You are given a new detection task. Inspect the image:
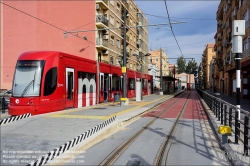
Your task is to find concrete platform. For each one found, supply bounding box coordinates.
[0,91,181,166]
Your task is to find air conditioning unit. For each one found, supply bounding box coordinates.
[103,50,109,54]
[96,4,100,10]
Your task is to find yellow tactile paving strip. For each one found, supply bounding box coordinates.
[45,95,171,120]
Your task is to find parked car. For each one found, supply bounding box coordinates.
[5,89,12,96]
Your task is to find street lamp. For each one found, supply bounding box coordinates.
[133,53,151,101]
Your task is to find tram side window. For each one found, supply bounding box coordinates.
[129,78,135,90]
[112,75,121,91]
[44,67,57,96]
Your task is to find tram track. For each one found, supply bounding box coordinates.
[98,91,191,166]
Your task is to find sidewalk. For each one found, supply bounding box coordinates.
[200,90,250,165]
[205,90,250,112]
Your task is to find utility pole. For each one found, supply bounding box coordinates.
[140,54,143,100]
[232,20,245,122]
[121,8,127,105]
[160,48,163,95]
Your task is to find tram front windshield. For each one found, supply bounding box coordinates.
[12,60,45,97]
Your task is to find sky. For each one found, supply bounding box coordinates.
[135,0,220,65]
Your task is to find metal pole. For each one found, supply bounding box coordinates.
[174,65,175,91]
[235,53,241,120]
[122,8,127,101]
[141,54,143,100]
[160,48,163,95]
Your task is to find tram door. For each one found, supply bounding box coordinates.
[100,73,111,102]
[66,68,74,108]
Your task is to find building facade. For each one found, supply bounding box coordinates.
[214,0,250,99]
[95,0,149,72]
[200,44,215,90]
[0,0,149,90]
[148,49,170,89]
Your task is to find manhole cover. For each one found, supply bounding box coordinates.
[91,108,106,109]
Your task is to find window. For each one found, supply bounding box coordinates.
[110,37,114,45]
[116,58,121,65]
[98,53,102,62]
[112,75,121,91]
[13,60,44,97]
[110,56,113,64]
[128,78,135,90]
[110,0,114,6]
[117,3,120,11]
[116,39,120,48]
[110,16,114,26]
[44,67,58,96]
[116,20,120,27]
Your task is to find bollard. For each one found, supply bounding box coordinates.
[218,126,232,144]
[244,116,249,156]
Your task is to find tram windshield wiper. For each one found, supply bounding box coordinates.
[21,72,36,97]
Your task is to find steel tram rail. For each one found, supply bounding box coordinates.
[98,91,191,166]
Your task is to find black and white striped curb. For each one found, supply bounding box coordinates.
[27,116,116,166]
[0,113,31,125]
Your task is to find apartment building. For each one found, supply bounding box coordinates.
[96,0,149,71]
[200,44,215,90]
[148,49,170,88]
[0,0,149,90]
[214,0,250,98]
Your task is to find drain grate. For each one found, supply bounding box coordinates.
[126,160,141,166]
[91,108,107,109]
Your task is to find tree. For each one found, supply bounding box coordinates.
[176,56,186,74]
[186,59,198,74]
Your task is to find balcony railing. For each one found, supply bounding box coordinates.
[246,19,250,30]
[96,38,108,47]
[242,48,250,59]
[96,15,108,27]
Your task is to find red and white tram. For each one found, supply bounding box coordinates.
[8,51,153,116]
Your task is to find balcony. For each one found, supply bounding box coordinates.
[121,0,129,10]
[121,33,129,44]
[242,48,250,59]
[96,0,109,10]
[96,38,108,50]
[246,19,250,30]
[96,15,108,28]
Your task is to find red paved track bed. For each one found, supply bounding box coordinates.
[182,91,208,120]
